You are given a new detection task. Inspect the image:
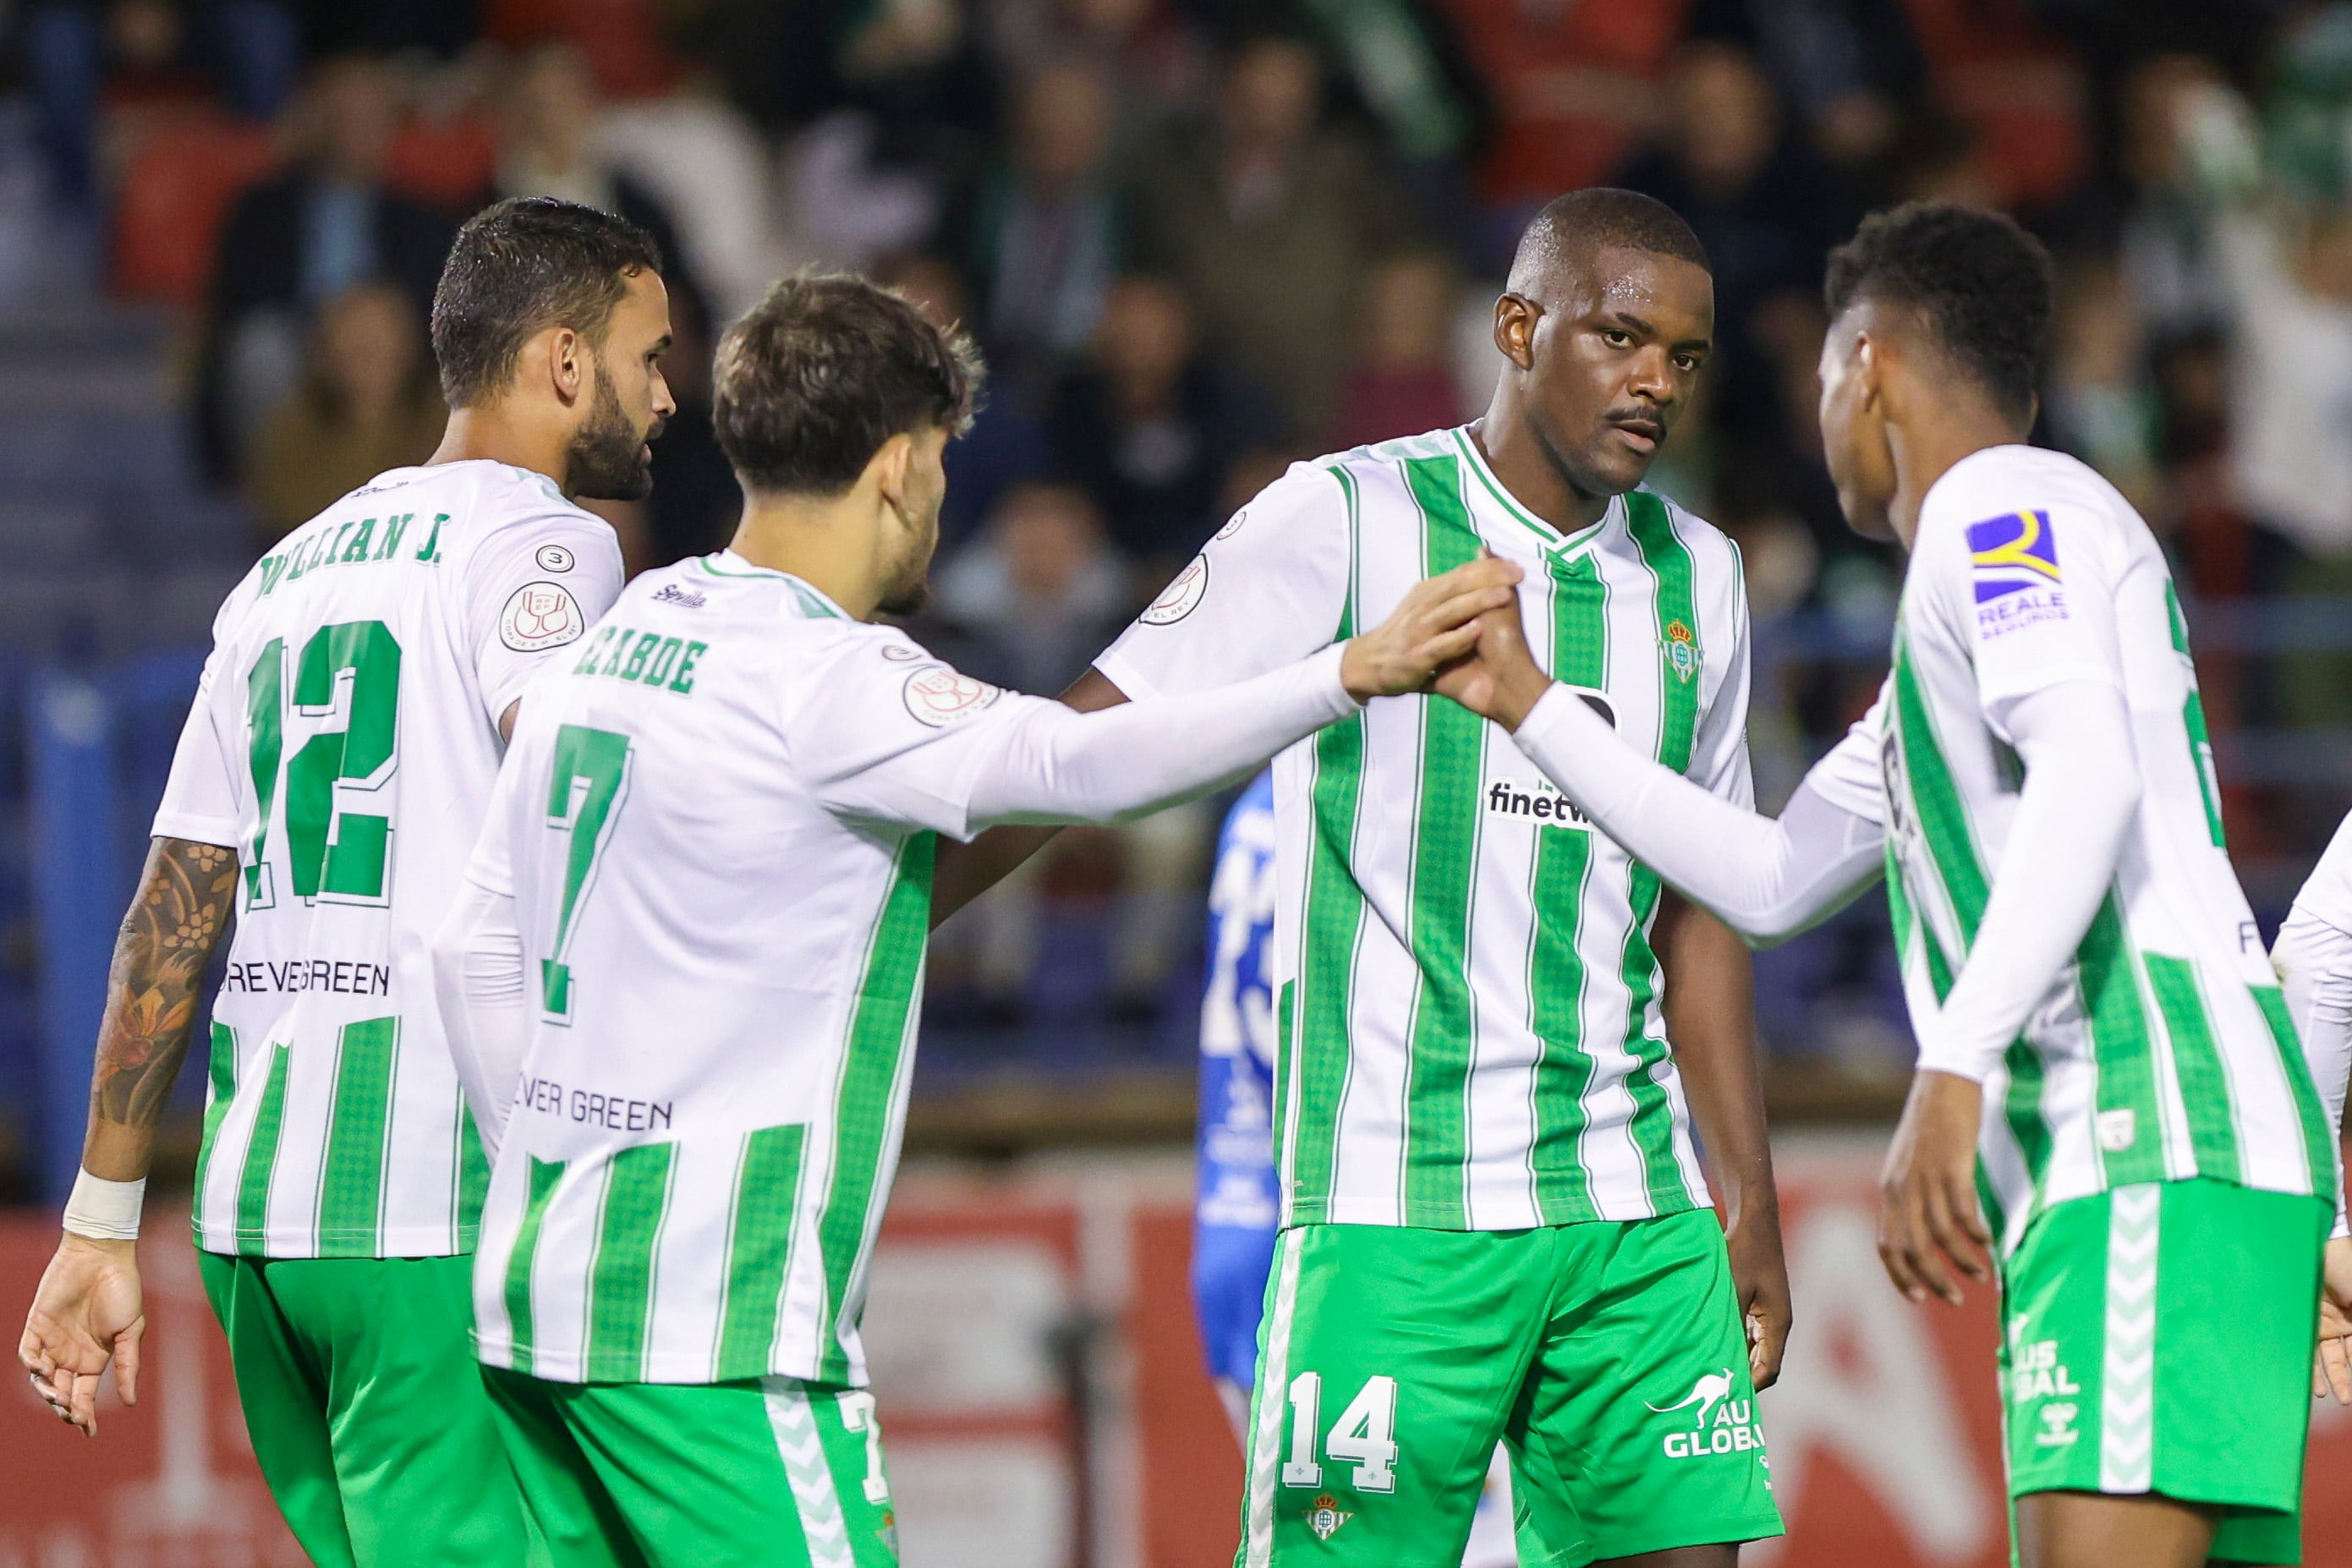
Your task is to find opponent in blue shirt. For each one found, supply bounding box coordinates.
[1191,775,1517,1565]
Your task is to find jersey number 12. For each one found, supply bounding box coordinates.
[244,621,401,909]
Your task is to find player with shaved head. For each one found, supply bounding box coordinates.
[1051,187,1788,1565]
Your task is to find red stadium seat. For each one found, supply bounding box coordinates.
[483,0,683,98]
[387,115,499,211]
[109,113,280,307]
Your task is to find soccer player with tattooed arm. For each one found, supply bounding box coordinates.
[1439,200,2335,1568]
[18,196,675,1565]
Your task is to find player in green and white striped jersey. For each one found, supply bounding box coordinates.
[431,273,1515,1568]
[19,199,675,1567]
[1449,204,2333,1568]
[1065,189,1786,1567]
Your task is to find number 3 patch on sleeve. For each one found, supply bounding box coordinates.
[501,581,588,651]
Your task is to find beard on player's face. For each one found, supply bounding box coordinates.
[567,362,662,502]
[874,485,942,618]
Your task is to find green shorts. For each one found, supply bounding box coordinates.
[481,1367,900,1567]
[1998,1179,2329,1565]
[1236,1211,1782,1567]
[197,1251,524,1567]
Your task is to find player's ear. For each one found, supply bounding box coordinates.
[870,431,916,512]
[1492,293,1539,372]
[546,325,587,407]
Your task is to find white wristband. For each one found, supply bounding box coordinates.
[63,1170,145,1242]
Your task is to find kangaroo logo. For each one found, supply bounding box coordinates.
[1646,1368,1735,1430]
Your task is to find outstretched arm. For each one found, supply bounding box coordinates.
[1437,601,1884,944]
[21,834,239,1436]
[929,668,1127,929]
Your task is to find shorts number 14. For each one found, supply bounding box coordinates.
[1282,1372,1398,1493]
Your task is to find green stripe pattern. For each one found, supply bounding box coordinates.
[233,1044,293,1248]
[583,1142,677,1379]
[1619,492,1703,1209]
[2144,956,2240,1182]
[2165,584,2227,847]
[316,1017,399,1253]
[502,1155,567,1376]
[455,1105,491,1246]
[715,1123,810,1379]
[814,833,935,1381]
[2076,899,2165,1187]
[1525,549,1607,1222]
[1287,466,1365,1220]
[2254,986,2338,1206]
[192,1022,238,1217]
[1398,455,1489,1225]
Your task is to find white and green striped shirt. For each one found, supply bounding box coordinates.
[1099,427,1754,1231]
[467,555,1022,1386]
[1849,444,2333,1248]
[152,462,621,1259]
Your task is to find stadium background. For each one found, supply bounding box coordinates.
[3,0,2352,1562]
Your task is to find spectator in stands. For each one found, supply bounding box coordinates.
[1329,251,1468,449]
[25,0,299,212]
[1044,273,1273,569]
[1615,43,1858,459]
[951,53,1123,387]
[2046,256,2160,513]
[873,249,1053,553]
[189,53,454,489]
[491,43,707,327]
[241,280,442,540]
[978,0,1211,120]
[930,480,1132,697]
[1126,30,1409,439]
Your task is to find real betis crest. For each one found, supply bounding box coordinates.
[1662,619,1699,684]
[1303,1494,1353,1541]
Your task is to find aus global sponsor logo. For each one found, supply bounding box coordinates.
[1647,1368,1767,1461]
[1966,510,2068,639]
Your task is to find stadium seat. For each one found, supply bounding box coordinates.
[386,114,499,211]
[108,114,278,307]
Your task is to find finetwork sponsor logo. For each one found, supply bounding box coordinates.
[1487,779,1589,826]
[1647,1368,1767,1461]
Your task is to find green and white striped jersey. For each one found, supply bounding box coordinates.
[1823,444,2334,1250]
[1098,426,1753,1231]
[467,554,1043,1387]
[153,461,622,1258]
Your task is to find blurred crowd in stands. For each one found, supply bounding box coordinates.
[6,0,2352,1082]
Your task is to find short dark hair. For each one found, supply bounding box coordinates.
[1823,201,2053,419]
[430,197,663,408]
[1506,188,1711,295]
[712,271,984,496]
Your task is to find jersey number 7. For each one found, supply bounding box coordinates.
[540,724,633,1023]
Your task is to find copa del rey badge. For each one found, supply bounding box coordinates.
[1302,1494,1352,1541]
[1662,618,1698,684]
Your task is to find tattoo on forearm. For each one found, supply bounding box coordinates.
[89,838,238,1133]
